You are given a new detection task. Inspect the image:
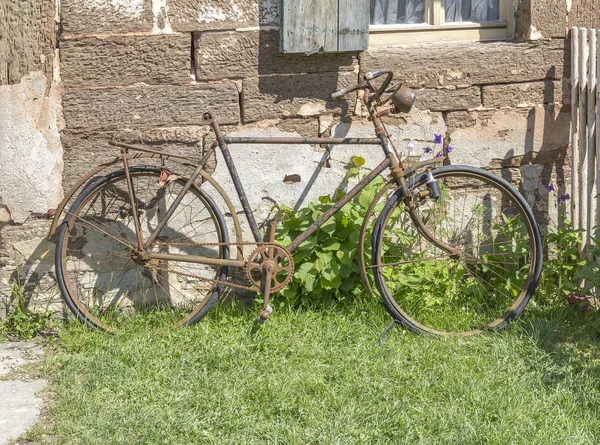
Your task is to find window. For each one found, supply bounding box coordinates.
[369,0,514,46]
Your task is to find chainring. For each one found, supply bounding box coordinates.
[246,243,295,292]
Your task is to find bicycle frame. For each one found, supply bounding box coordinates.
[119,90,413,272]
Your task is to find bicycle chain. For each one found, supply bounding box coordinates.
[143,261,258,292]
[147,240,283,292]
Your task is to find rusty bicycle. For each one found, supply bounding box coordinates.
[49,69,543,336]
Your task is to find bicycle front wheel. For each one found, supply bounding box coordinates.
[371,165,542,336]
[55,166,229,333]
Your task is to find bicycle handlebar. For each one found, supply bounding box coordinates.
[331,70,394,101]
[331,83,363,100]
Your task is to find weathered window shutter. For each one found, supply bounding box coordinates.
[280,0,369,53]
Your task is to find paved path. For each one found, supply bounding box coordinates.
[0,341,46,444]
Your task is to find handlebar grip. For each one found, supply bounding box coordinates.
[331,84,362,100]
[364,70,386,80]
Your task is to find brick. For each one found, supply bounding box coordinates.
[60,35,192,88]
[60,0,153,35]
[482,81,567,108]
[62,83,240,131]
[194,30,357,81]
[169,0,279,32]
[241,72,357,123]
[360,40,566,88]
[416,87,481,111]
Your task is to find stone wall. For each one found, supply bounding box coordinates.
[1,0,581,313]
[569,0,600,30]
[0,1,62,316]
[59,0,571,224]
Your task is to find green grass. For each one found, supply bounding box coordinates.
[31,300,600,444]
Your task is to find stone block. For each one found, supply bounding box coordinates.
[62,83,240,131]
[447,106,570,169]
[569,0,600,29]
[242,72,357,122]
[444,111,477,133]
[482,81,568,108]
[360,40,566,88]
[531,0,568,39]
[194,30,357,81]
[60,128,211,192]
[381,111,447,146]
[0,73,63,224]
[60,35,192,88]
[0,218,60,314]
[330,114,446,168]
[211,126,368,219]
[514,0,531,41]
[0,0,55,85]
[60,0,153,35]
[169,0,279,32]
[416,87,481,111]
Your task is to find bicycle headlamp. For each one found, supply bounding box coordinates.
[391,88,417,113]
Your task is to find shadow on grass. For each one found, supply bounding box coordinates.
[516,304,600,381]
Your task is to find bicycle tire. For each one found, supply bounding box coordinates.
[371,165,542,336]
[55,166,229,333]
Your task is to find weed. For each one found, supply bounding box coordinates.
[0,272,54,340]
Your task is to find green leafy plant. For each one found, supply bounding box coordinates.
[535,219,583,306]
[275,156,384,307]
[0,273,54,340]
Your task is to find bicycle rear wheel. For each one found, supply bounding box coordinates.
[371,165,542,336]
[55,166,229,333]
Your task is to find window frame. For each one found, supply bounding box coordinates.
[369,0,515,46]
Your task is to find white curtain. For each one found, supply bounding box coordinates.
[370,0,500,25]
[370,0,426,25]
[445,0,500,22]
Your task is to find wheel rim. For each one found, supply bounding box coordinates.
[59,169,225,332]
[375,169,539,335]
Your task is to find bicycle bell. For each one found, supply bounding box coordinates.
[392,87,417,113]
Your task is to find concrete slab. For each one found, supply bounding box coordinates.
[0,380,46,444]
[0,341,45,377]
[0,341,47,444]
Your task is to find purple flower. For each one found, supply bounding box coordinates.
[435,152,444,158]
[407,140,416,156]
[423,146,432,154]
[545,184,556,192]
[445,145,453,153]
[434,134,443,144]
[558,193,571,202]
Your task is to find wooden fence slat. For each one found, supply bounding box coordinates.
[587,30,597,255]
[579,27,588,249]
[572,27,580,230]
[597,30,600,231]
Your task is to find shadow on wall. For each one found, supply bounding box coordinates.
[255,24,356,119]
[493,53,571,229]
[2,228,64,319]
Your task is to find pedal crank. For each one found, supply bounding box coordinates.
[256,261,275,324]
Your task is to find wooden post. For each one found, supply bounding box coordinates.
[597,30,600,237]
[572,28,580,230]
[587,29,597,258]
[579,27,588,254]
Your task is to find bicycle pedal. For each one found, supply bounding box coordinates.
[258,305,273,322]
